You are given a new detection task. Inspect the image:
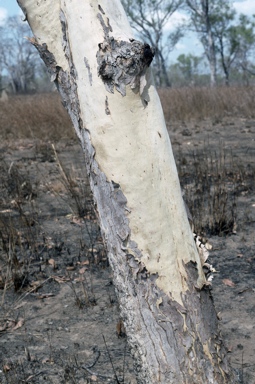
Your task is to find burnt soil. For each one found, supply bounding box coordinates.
[0,116,254,383]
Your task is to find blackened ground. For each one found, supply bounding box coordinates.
[0,116,254,383]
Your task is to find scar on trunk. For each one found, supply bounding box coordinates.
[84,57,93,86]
[98,4,105,14]
[97,38,154,97]
[105,96,111,115]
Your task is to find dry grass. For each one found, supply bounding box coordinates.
[1,87,255,142]
[0,148,103,305]
[0,93,75,141]
[177,147,237,236]
[158,86,255,122]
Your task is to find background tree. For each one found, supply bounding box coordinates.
[174,53,203,85]
[186,0,218,87]
[0,16,48,93]
[121,0,184,87]
[233,14,255,85]
[208,8,255,86]
[210,3,237,86]
[185,0,255,87]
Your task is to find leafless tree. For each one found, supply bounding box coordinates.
[122,0,184,86]
[0,16,40,93]
[185,0,218,87]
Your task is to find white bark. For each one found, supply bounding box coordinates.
[17,1,236,382]
[19,0,205,303]
[207,23,217,87]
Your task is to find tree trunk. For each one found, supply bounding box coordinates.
[158,50,171,87]
[17,0,236,382]
[206,20,217,87]
[218,38,230,86]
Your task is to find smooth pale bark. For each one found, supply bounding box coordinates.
[207,27,217,87]
[17,1,236,382]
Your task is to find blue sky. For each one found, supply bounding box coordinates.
[0,0,20,20]
[1,0,255,62]
[169,0,255,61]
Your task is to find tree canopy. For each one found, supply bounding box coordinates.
[121,0,184,86]
[1,2,255,91]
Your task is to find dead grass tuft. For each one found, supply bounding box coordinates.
[1,87,255,142]
[0,93,75,141]
[176,145,254,236]
[158,86,255,122]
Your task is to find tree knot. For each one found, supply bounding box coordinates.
[97,38,154,96]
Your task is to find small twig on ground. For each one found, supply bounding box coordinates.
[1,237,13,306]
[81,365,114,380]
[51,144,70,186]
[103,334,121,384]
[12,277,52,309]
[80,341,117,381]
[86,347,101,369]
[66,270,84,308]
[22,371,48,382]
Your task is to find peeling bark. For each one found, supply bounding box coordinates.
[17,0,237,383]
[97,38,154,96]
